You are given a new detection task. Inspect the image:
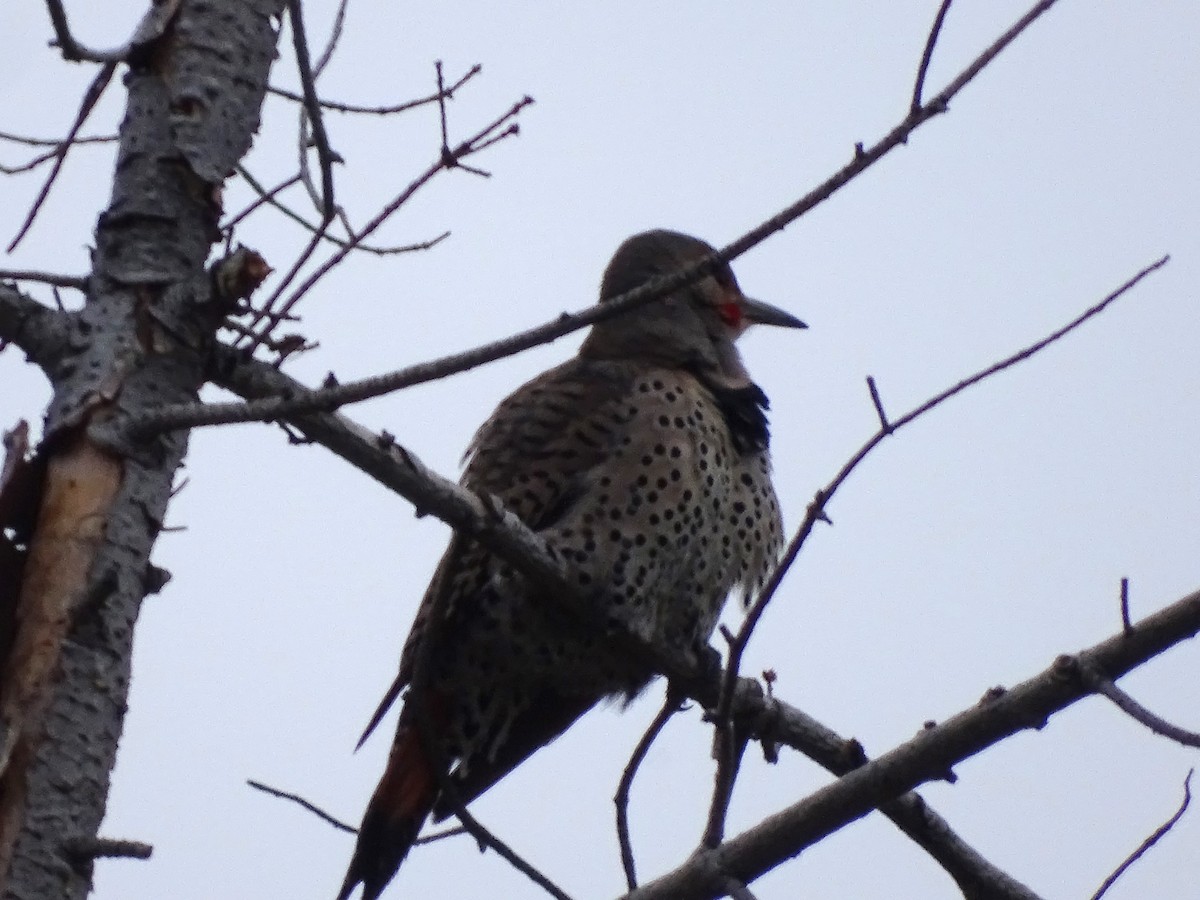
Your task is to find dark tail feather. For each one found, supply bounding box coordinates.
[432,690,592,821]
[356,672,405,751]
[337,723,440,900]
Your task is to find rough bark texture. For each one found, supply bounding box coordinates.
[0,3,285,898]
[624,588,1200,900]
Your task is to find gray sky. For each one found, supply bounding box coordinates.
[2,2,1198,898]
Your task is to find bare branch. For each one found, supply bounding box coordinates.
[1091,770,1193,900]
[44,0,127,62]
[224,169,304,230]
[286,0,337,223]
[2,150,66,177]
[0,129,115,178]
[1120,577,1133,633]
[413,826,470,847]
[232,85,532,351]
[267,93,532,318]
[708,255,1171,837]
[865,375,890,431]
[229,167,447,256]
[208,349,1040,899]
[912,0,954,112]
[266,63,482,115]
[7,60,117,252]
[247,779,356,834]
[181,0,1062,422]
[723,256,1169,681]
[0,130,117,149]
[616,690,684,890]
[406,689,577,900]
[1075,660,1200,748]
[624,589,1200,899]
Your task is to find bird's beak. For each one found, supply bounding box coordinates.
[741,296,807,330]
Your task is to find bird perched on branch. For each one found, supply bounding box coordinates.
[337,229,804,900]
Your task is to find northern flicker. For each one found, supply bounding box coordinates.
[337,229,804,900]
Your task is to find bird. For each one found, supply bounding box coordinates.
[337,229,804,900]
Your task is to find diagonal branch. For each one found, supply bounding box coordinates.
[912,0,955,112]
[44,0,127,63]
[1077,661,1200,748]
[208,347,1043,898]
[228,166,447,256]
[266,63,482,115]
[1090,770,1193,900]
[129,0,1067,437]
[721,254,1170,702]
[7,60,117,253]
[616,690,684,890]
[623,589,1200,900]
[232,91,532,352]
[703,254,1170,845]
[286,0,337,223]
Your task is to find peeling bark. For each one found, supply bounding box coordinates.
[0,2,285,897]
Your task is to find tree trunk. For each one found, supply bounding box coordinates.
[0,3,284,896]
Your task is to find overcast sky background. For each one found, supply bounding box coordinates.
[2,2,1199,898]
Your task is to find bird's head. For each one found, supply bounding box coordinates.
[581,229,805,378]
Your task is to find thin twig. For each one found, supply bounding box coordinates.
[1,135,115,176]
[207,345,1041,899]
[443,779,574,899]
[204,0,1058,405]
[866,375,890,431]
[233,67,529,351]
[705,255,1170,842]
[702,716,748,849]
[224,170,303,230]
[434,61,488,179]
[1090,770,1193,900]
[7,60,117,252]
[286,0,336,222]
[727,255,1168,700]
[1120,577,1133,634]
[229,166,446,256]
[238,93,532,349]
[1,148,68,177]
[44,0,127,62]
[266,63,482,115]
[912,0,954,112]
[414,825,470,847]
[247,779,357,833]
[0,129,117,148]
[615,691,683,890]
[715,0,1064,267]
[219,318,317,359]
[625,591,1200,899]
[1076,659,1200,748]
[310,0,348,74]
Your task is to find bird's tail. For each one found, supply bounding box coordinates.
[337,722,440,900]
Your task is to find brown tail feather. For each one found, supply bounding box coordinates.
[337,723,440,900]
